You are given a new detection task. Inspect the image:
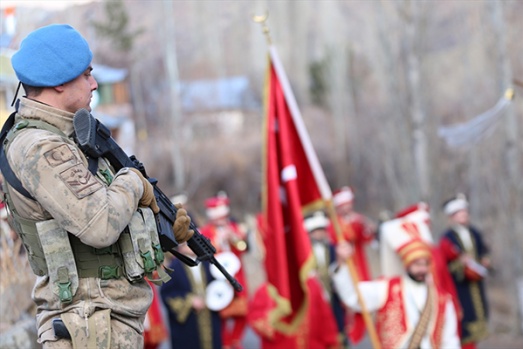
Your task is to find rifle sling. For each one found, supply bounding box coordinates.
[0,112,34,200]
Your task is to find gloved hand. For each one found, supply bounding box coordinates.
[129,168,160,214]
[173,203,194,243]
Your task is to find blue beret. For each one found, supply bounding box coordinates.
[12,24,93,87]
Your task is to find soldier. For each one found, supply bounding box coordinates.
[0,24,193,348]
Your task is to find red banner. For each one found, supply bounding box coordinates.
[260,48,327,334]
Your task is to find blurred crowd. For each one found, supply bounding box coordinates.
[133,187,490,349]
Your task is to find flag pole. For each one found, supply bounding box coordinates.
[252,12,272,45]
[325,201,382,349]
[253,15,382,349]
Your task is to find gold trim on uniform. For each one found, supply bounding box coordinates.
[377,281,410,348]
[184,264,213,349]
[407,285,433,349]
[462,282,488,344]
[450,229,489,344]
[166,295,194,323]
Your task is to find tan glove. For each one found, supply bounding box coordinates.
[173,203,194,243]
[129,168,160,214]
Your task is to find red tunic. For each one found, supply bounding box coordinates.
[327,213,374,281]
[327,213,374,344]
[144,279,168,349]
[199,221,248,297]
[200,221,248,348]
[376,277,448,349]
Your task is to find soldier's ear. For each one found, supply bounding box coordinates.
[54,84,66,93]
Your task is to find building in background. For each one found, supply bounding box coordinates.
[180,76,259,138]
[0,7,18,125]
[0,47,17,125]
[91,64,136,155]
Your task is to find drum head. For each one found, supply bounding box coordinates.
[210,251,241,280]
[205,280,234,311]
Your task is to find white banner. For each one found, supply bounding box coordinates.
[438,89,514,148]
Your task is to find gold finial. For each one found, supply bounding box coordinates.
[252,12,272,45]
[504,87,515,100]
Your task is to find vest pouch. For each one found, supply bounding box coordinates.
[141,208,171,284]
[36,219,79,303]
[9,214,48,276]
[118,229,145,282]
[119,209,155,282]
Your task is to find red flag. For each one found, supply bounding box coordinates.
[260,46,333,336]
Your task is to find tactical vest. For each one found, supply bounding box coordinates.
[0,112,170,304]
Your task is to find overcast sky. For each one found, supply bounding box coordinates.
[0,0,96,10]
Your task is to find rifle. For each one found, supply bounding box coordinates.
[73,109,242,292]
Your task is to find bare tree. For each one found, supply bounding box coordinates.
[403,0,430,201]
[488,0,523,334]
[372,1,416,207]
[319,1,358,184]
[162,0,185,192]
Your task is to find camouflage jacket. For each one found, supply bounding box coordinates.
[4,97,152,343]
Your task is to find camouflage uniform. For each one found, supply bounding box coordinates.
[4,97,152,348]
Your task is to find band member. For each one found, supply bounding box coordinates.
[333,239,460,349]
[328,186,376,281]
[440,194,490,349]
[160,244,222,349]
[380,202,461,333]
[200,193,248,349]
[327,186,376,344]
[304,211,348,347]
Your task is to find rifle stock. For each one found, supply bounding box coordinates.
[73,109,243,292]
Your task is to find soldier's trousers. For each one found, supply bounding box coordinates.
[42,318,144,349]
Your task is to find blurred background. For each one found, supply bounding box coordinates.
[0,0,522,348]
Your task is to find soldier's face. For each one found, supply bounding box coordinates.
[61,65,98,113]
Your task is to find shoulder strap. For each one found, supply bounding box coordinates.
[407,285,434,349]
[0,113,68,200]
[0,112,34,199]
